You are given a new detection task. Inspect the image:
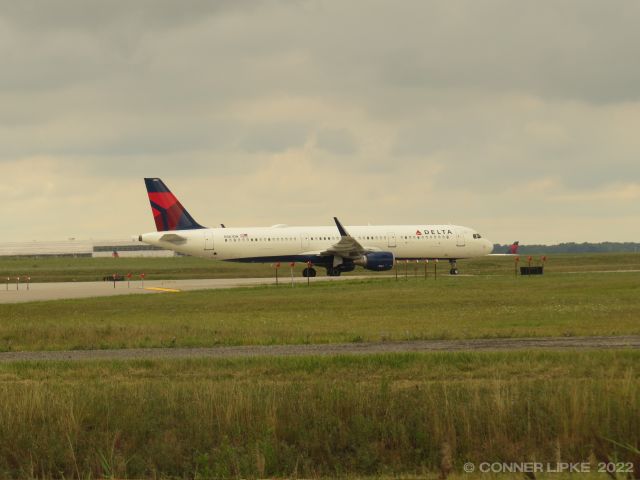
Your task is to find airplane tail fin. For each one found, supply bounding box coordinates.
[144,178,205,232]
[508,241,520,254]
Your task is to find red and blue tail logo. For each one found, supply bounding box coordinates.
[144,178,205,231]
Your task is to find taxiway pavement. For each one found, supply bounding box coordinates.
[0,276,371,304]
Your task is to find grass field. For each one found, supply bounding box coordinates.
[0,351,637,478]
[0,254,638,478]
[0,252,639,283]
[0,271,638,351]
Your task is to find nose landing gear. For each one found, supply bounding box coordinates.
[449,259,459,275]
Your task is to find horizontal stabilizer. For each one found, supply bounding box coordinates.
[158,233,187,243]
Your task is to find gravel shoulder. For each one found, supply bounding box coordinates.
[1,335,638,363]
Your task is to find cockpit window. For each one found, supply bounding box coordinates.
[473,233,482,239]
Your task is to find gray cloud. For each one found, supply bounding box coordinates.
[0,0,243,32]
[0,0,639,243]
[239,123,310,153]
[316,128,357,155]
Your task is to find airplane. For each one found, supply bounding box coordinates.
[138,178,494,277]
[487,241,520,256]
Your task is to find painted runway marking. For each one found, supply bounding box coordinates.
[144,287,181,293]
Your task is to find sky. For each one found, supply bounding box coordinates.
[1,0,639,244]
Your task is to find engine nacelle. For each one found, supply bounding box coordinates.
[354,252,395,271]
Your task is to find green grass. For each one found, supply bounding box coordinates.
[0,252,639,283]
[0,256,275,283]
[0,351,637,478]
[1,254,637,479]
[0,273,639,351]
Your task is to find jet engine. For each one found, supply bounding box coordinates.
[354,252,395,271]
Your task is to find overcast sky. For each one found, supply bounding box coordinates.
[1,0,639,244]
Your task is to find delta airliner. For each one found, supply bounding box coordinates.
[139,178,493,277]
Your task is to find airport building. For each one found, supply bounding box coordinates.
[0,239,174,258]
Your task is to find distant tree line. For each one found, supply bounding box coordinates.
[492,242,640,254]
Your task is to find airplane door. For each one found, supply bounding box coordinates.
[456,232,465,247]
[387,232,396,248]
[301,233,310,249]
[204,231,214,250]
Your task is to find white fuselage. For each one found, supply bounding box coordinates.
[140,224,493,263]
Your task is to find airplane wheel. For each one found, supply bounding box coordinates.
[327,268,341,277]
[450,268,459,275]
[302,268,318,278]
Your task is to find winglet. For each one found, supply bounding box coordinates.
[334,217,349,237]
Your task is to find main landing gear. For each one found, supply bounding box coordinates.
[449,259,459,276]
[302,267,317,278]
[326,266,342,277]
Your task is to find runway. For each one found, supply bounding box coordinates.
[0,335,637,363]
[0,275,371,304]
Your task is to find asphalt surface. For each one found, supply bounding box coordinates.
[0,335,637,363]
[3,269,638,304]
[0,275,372,303]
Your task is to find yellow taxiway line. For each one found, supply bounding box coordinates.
[144,287,181,293]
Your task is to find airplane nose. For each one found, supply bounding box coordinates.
[483,239,493,252]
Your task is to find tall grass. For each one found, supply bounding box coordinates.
[0,352,637,478]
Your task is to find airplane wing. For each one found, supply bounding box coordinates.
[317,217,368,260]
